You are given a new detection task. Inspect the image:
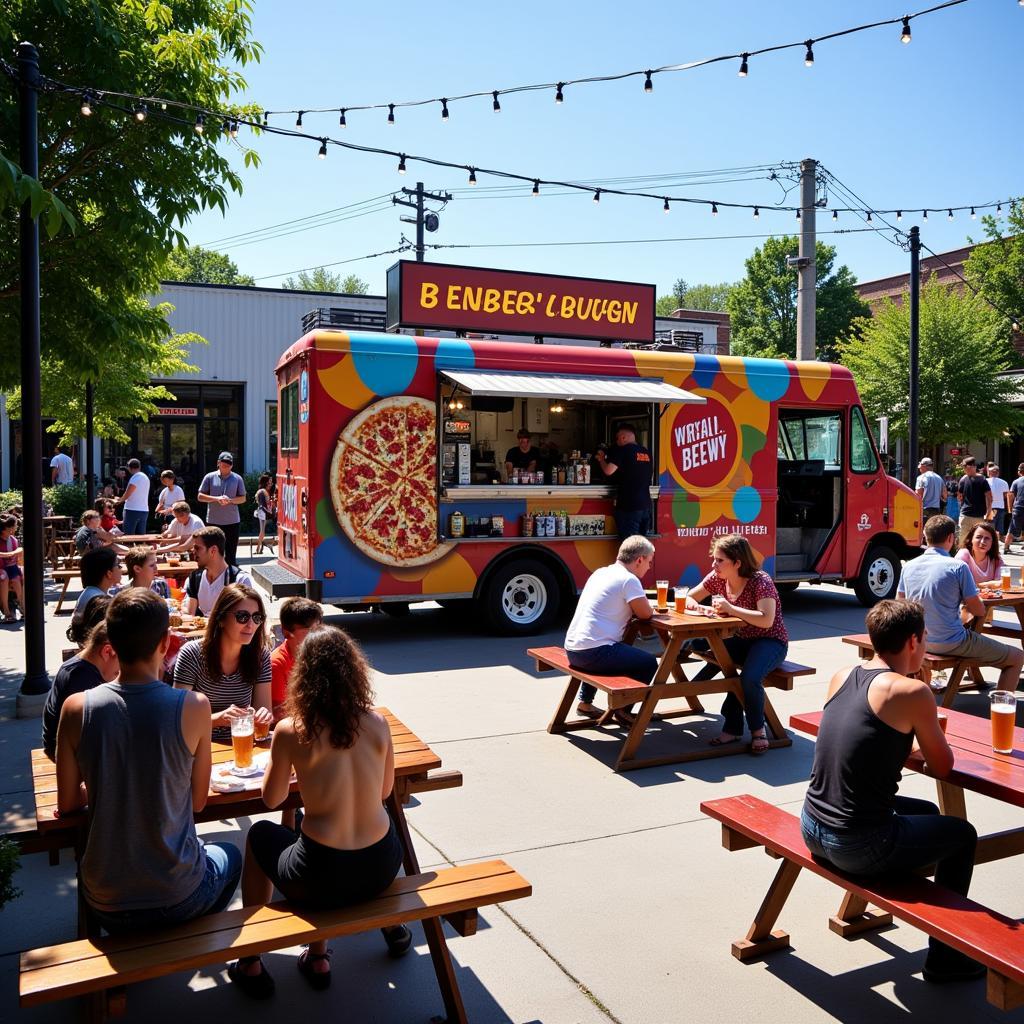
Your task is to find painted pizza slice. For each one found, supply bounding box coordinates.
[395,483,439,558]
[341,399,408,471]
[405,399,436,475]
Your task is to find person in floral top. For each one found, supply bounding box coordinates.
[684,534,789,754]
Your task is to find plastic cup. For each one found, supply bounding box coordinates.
[656,580,669,609]
[231,710,255,768]
[990,691,1017,754]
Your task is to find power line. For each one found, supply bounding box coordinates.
[252,244,412,282]
[918,241,1024,329]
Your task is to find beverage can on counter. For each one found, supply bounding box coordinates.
[567,463,576,485]
[522,513,534,536]
[491,515,505,536]
[449,511,465,538]
[556,511,568,536]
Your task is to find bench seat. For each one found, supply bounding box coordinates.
[21,859,530,1018]
[701,794,1024,1010]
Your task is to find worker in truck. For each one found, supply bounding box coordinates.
[595,426,653,539]
[504,429,540,481]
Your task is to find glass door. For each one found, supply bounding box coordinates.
[167,422,200,496]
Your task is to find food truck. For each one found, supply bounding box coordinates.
[267,323,923,634]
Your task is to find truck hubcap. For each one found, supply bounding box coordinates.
[501,573,547,624]
[867,556,893,597]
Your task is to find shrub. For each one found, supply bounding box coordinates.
[44,482,89,523]
[0,838,22,910]
[0,490,23,517]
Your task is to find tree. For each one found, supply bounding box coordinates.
[676,281,735,312]
[340,274,370,295]
[164,245,254,286]
[727,236,869,362]
[655,277,689,316]
[282,267,369,293]
[0,1,263,433]
[965,202,1024,333]
[840,277,1024,449]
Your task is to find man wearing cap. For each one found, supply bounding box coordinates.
[914,457,946,526]
[197,452,246,566]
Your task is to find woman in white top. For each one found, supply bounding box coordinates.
[155,470,186,525]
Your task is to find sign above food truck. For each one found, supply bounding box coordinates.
[386,260,655,343]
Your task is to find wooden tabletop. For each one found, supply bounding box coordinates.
[642,606,744,636]
[116,534,167,544]
[792,708,1024,810]
[978,587,1024,607]
[31,706,440,832]
[154,561,197,576]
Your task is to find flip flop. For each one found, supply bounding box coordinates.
[297,947,332,990]
[228,957,276,999]
[575,704,602,719]
[709,733,741,746]
[749,732,770,756]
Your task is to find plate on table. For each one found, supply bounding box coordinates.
[212,752,269,791]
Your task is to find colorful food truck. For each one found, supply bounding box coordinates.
[265,330,921,634]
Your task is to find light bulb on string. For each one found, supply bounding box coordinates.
[753,206,759,219]
[832,209,838,221]
[441,98,449,122]
[593,189,601,204]
[555,82,564,103]
[947,209,953,221]
[738,53,749,77]
[970,207,976,219]
[262,111,268,126]
[796,208,801,221]
[923,209,928,220]
[997,203,1003,214]
[901,17,911,43]
[230,120,239,138]
[160,102,167,111]
[194,113,205,135]
[339,109,347,127]
[711,202,719,216]
[387,104,395,125]
[804,41,814,66]
[296,111,303,127]
[663,197,670,213]
[644,71,653,93]
[896,210,902,221]
[80,91,94,116]
[468,168,477,186]
[398,154,406,174]
[532,180,540,197]
[317,139,327,160]
[492,91,501,112]
[134,103,147,122]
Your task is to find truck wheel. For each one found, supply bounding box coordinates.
[380,602,410,617]
[483,560,559,635]
[854,546,901,606]
[775,581,799,595]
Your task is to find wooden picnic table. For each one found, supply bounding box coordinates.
[975,586,1024,642]
[42,516,72,569]
[115,534,168,545]
[792,707,1024,866]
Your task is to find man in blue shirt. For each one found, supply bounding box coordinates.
[898,515,1023,690]
[914,457,946,524]
[197,452,246,567]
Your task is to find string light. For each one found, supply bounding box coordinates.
[997,202,1003,213]
[901,16,912,43]
[832,209,838,220]
[317,138,327,160]
[387,103,395,125]
[339,108,346,127]
[796,208,801,220]
[947,208,953,220]
[79,91,94,116]
[663,197,670,213]
[753,206,759,219]
[738,53,749,77]
[923,209,928,219]
[644,70,653,93]
[531,179,540,197]
[593,188,601,204]
[804,41,815,66]
[866,211,872,222]
[896,209,902,221]
[398,154,406,174]
[468,167,477,185]
[712,202,719,216]
[193,112,205,135]
[134,102,147,122]
[296,111,303,127]
[492,91,501,112]
[555,82,564,103]
[970,206,976,218]
[441,98,449,122]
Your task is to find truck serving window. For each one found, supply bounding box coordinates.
[850,406,879,473]
[281,380,299,451]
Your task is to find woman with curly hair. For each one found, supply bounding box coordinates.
[955,520,1003,585]
[228,626,406,999]
[173,583,272,742]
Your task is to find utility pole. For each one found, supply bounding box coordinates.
[908,225,921,480]
[393,182,451,261]
[17,41,50,709]
[795,157,817,361]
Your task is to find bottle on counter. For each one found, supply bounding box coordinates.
[449,510,465,538]
[567,462,576,485]
[522,512,534,536]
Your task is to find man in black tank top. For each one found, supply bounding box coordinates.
[801,600,982,984]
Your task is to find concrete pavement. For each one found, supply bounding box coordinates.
[4,553,1024,1022]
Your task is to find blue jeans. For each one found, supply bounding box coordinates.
[693,635,787,735]
[614,507,651,540]
[568,642,658,705]
[122,508,149,536]
[801,797,977,968]
[88,841,242,935]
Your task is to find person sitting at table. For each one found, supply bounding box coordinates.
[67,592,110,648]
[173,582,272,742]
[228,626,407,998]
[270,596,324,723]
[158,500,205,555]
[74,509,127,555]
[155,469,185,526]
[55,588,241,934]
[124,546,170,599]
[98,499,121,534]
[898,515,1024,691]
[684,534,789,755]
[564,535,657,723]
[801,599,982,984]
[0,514,24,624]
[955,520,1003,585]
[182,526,252,616]
[73,547,123,622]
[43,620,119,759]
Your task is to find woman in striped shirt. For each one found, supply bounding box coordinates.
[174,583,272,741]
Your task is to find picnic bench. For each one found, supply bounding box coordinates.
[50,563,197,615]
[530,641,813,770]
[841,633,987,708]
[701,794,1024,1010]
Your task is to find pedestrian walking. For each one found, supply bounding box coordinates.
[197,452,246,566]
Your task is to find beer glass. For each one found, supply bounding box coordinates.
[675,586,689,614]
[656,580,669,610]
[990,691,1017,754]
[231,709,255,769]
[254,716,270,743]
[1001,567,1013,592]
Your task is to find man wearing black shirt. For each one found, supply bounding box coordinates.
[956,457,991,546]
[504,430,541,480]
[596,426,653,539]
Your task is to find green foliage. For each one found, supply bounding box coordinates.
[164,245,254,286]
[679,282,735,312]
[655,277,689,316]
[727,236,869,362]
[282,267,343,292]
[0,837,22,910]
[0,490,24,517]
[43,482,88,522]
[340,274,370,295]
[0,1,263,430]
[840,277,1024,447]
[965,202,1024,338]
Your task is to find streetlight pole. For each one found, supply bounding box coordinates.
[908,226,921,480]
[16,41,50,708]
[393,182,451,262]
[795,157,817,361]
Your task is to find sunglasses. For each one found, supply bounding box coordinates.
[231,610,264,625]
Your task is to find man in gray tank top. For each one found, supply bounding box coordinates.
[56,589,241,933]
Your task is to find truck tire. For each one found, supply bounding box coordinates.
[854,545,901,606]
[483,559,559,635]
[380,602,410,618]
[775,581,799,596]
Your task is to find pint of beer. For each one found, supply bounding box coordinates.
[231,710,255,769]
[990,691,1017,754]
[675,586,689,614]
[1002,567,1013,592]
[656,580,669,610]
[254,718,270,743]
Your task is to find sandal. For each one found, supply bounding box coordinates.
[612,709,637,727]
[575,702,602,719]
[297,946,332,990]
[709,732,741,747]
[382,924,413,958]
[749,731,770,756]
[228,956,276,999]
[2,615,15,624]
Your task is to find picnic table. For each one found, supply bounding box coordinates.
[791,707,1024,865]
[42,515,72,569]
[975,585,1024,642]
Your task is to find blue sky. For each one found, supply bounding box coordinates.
[183,0,1023,298]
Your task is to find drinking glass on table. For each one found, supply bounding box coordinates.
[675,586,689,613]
[990,691,1018,754]
[231,709,255,768]
[1002,567,1013,592]
[655,580,669,610]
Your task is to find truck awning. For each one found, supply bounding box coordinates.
[439,369,704,405]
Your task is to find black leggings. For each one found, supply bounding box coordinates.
[248,818,402,908]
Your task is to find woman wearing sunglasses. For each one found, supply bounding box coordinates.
[174,583,272,741]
